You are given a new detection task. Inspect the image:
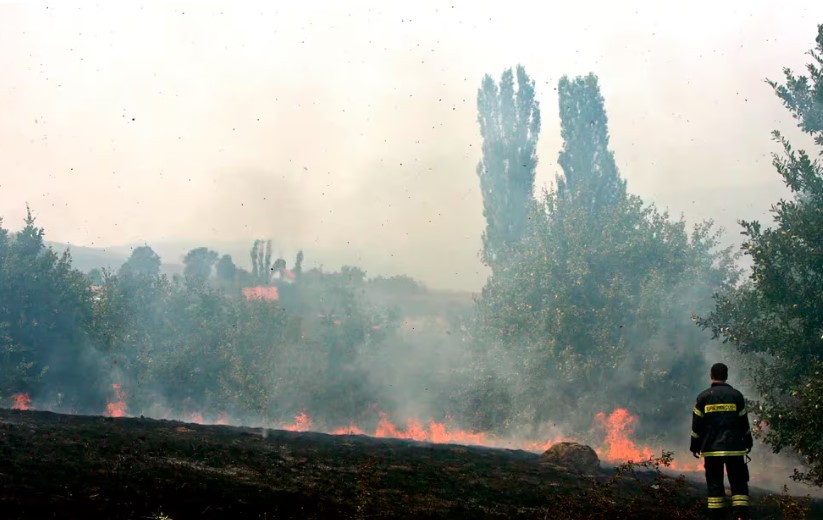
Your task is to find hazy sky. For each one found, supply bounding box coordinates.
[1,1,821,290]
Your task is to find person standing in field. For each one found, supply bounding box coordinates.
[690,363,753,520]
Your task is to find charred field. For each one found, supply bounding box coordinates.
[1,408,820,520]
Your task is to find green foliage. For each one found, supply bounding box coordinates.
[471,74,737,439]
[215,254,237,282]
[182,247,218,285]
[249,239,273,285]
[557,74,626,212]
[366,274,425,295]
[767,25,823,149]
[294,250,304,276]
[698,24,823,487]
[0,209,96,404]
[476,65,541,270]
[87,268,104,285]
[119,245,161,277]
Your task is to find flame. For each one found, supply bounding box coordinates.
[283,412,313,432]
[360,413,488,445]
[104,384,128,417]
[78,399,703,474]
[595,408,654,462]
[593,408,702,471]
[11,392,32,410]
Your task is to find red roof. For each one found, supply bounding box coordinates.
[242,286,280,301]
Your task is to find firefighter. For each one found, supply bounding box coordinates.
[690,363,753,520]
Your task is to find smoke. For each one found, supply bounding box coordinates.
[3,1,823,499]
[2,3,821,290]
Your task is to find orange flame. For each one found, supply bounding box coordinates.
[104,384,128,417]
[371,413,487,445]
[95,404,699,473]
[595,408,654,462]
[11,393,32,410]
[283,412,313,432]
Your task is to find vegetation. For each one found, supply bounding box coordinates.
[468,69,738,443]
[1,22,822,499]
[697,24,823,486]
[476,65,540,272]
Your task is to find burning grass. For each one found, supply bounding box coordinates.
[1,408,819,519]
[5,390,703,471]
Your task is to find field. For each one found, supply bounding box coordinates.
[1,408,820,519]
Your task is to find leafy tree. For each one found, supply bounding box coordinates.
[249,239,274,284]
[0,208,98,406]
[768,25,823,149]
[250,240,260,281]
[87,268,104,285]
[183,247,218,284]
[264,240,273,282]
[367,275,425,295]
[470,74,737,440]
[476,65,541,270]
[293,250,304,276]
[119,245,161,277]
[215,254,237,283]
[698,25,823,486]
[556,74,626,213]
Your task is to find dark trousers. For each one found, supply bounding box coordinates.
[704,456,749,519]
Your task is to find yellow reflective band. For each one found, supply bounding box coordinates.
[739,407,747,416]
[731,498,749,506]
[705,403,737,413]
[693,407,704,417]
[707,497,726,502]
[708,502,727,509]
[691,431,700,438]
[702,450,748,457]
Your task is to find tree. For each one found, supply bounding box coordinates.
[183,247,218,284]
[119,245,161,277]
[0,208,97,406]
[698,25,823,486]
[294,250,304,276]
[249,239,274,284]
[250,240,260,281]
[215,254,237,282]
[768,25,823,149]
[476,65,541,270]
[556,74,626,213]
[470,73,737,441]
[87,268,104,286]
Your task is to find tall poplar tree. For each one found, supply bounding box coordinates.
[476,65,541,271]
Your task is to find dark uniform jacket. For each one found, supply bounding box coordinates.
[690,382,754,457]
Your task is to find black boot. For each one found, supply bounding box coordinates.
[708,507,727,520]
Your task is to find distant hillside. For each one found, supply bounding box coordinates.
[46,242,183,276]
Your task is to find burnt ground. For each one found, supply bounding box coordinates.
[1,408,820,519]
